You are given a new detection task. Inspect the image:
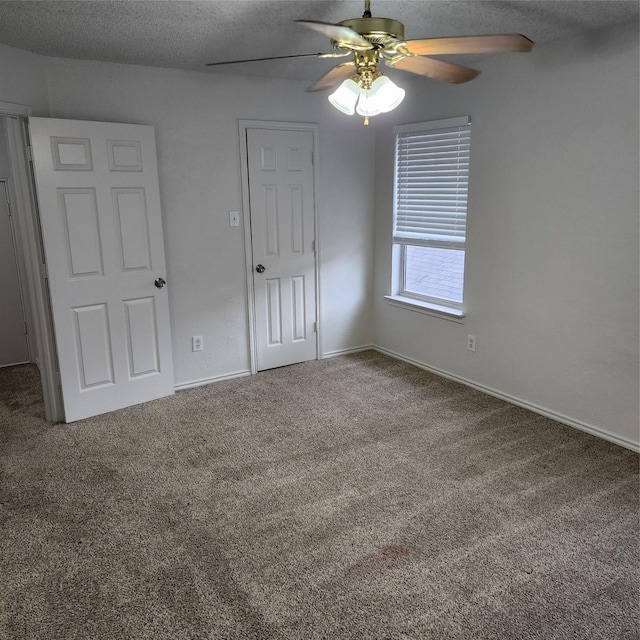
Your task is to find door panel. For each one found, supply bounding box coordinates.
[266,278,282,346]
[113,188,152,271]
[29,117,174,422]
[247,128,317,371]
[123,296,160,377]
[73,303,113,388]
[59,188,103,277]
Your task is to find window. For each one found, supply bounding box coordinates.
[391,116,471,316]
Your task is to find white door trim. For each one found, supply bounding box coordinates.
[0,178,30,366]
[0,101,32,118]
[0,102,64,421]
[238,120,322,375]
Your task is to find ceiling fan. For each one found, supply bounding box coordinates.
[206,0,533,123]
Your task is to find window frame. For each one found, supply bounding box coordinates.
[390,116,471,319]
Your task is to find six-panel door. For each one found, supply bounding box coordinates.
[29,117,174,422]
[246,128,317,371]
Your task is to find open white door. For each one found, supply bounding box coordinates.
[29,117,174,422]
[246,127,318,371]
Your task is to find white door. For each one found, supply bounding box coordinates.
[29,117,174,422]
[246,127,317,371]
[0,181,29,367]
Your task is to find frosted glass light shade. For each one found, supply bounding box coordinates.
[355,89,382,116]
[328,79,360,115]
[368,75,405,113]
[329,75,405,118]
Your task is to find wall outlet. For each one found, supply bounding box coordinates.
[192,335,203,352]
[467,334,476,352]
[229,210,240,227]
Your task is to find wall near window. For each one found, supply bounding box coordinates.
[373,23,639,448]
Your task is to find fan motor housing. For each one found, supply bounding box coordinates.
[339,17,405,44]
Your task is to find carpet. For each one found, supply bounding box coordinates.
[0,351,638,639]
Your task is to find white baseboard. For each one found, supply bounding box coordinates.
[0,359,30,369]
[322,345,375,359]
[373,346,640,453]
[174,369,250,392]
[171,346,638,453]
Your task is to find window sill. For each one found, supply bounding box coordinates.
[384,295,465,323]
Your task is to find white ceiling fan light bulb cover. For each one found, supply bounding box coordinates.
[355,90,383,117]
[368,75,406,113]
[355,76,405,116]
[328,78,360,115]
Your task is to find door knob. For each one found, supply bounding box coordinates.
[255,264,266,274]
[154,277,166,288]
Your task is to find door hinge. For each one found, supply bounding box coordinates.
[25,145,33,162]
[24,321,28,335]
[313,321,317,333]
[311,151,314,165]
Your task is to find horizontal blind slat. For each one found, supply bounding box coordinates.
[396,215,467,223]
[394,120,470,244]
[393,234,466,249]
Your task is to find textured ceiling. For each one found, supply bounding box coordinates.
[0,1,637,81]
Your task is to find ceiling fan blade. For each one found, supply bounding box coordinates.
[404,34,533,56]
[307,61,357,92]
[206,52,335,66]
[387,55,479,84]
[295,20,373,50]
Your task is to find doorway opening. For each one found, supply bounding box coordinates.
[0,177,30,368]
[0,105,63,421]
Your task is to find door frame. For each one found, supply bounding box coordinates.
[0,178,31,366]
[0,101,63,421]
[238,120,322,374]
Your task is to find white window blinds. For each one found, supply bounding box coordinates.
[393,116,471,249]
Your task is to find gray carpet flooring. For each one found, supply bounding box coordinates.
[0,351,638,639]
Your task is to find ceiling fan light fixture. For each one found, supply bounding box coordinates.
[330,73,405,118]
[328,78,361,114]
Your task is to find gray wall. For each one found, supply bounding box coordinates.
[372,24,639,448]
[0,43,50,115]
[41,58,375,386]
[0,25,637,449]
